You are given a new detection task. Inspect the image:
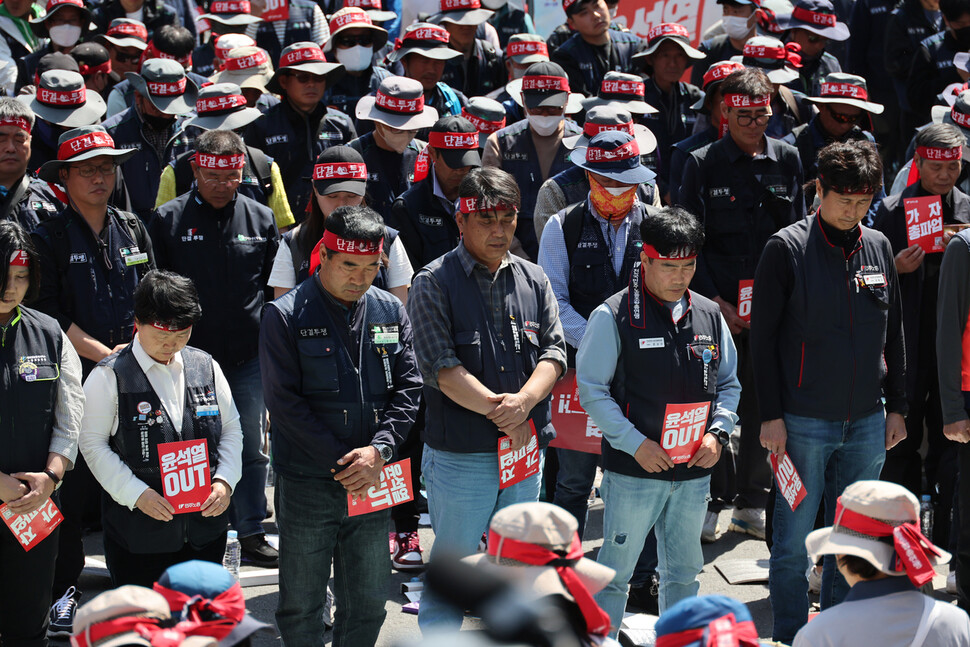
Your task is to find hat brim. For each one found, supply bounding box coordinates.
[198,12,262,25]
[185,106,262,131]
[20,91,107,128]
[568,147,656,184]
[806,527,951,578]
[363,8,398,21]
[313,177,367,196]
[324,23,388,52]
[126,73,199,115]
[437,147,481,169]
[580,95,659,115]
[509,53,549,65]
[690,90,708,111]
[807,96,884,115]
[508,79,584,113]
[564,123,658,154]
[267,62,345,94]
[933,106,970,140]
[729,55,799,84]
[97,34,148,50]
[774,15,849,40]
[387,45,462,62]
[37,146,137,183]
[210,69,273,92]
[956,52,970,73]
[220,614,273,647]
[355,95,439,129]
[636,36,705,60]
[434,8,494,24]
[462,551,615,600]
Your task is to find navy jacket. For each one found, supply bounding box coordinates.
[551,30,642,97]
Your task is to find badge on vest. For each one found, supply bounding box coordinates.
[371,324,399,345]
[419,215,444,227]
[299,327,329,338]
[318,131,342,140]
[120,246,148,267]
[710,187,731,198]
[857,272,886,288]
[639,337,664,349]
[69,253,87,264]
[266,134,288,145]
[30,201,55,211]
[18,360,36,382]
[196,404,219,417]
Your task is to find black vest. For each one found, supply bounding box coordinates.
[99,344,226,553]
[254,0,315,66]
[268,278,404,477]
[420,248,554,453]
[0,307,62,475]
[389,174,461,270]
[348,132,422,224]
[602,266,721,480]
[1,175,62,232]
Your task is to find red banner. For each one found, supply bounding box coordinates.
[158,439,210,515]
[549,369,602,455]
[737,279,753,323]
[904,196,945,253]
[498,423,540,489]
[260,0,289,21]
[347,459,414,516]
[661,402,710,464]
[1,498,62,551]
[771,452,807,511]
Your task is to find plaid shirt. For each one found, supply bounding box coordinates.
[407,242,567,389]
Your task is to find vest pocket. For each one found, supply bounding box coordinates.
[455,330,482,375]
[297,339,339,393]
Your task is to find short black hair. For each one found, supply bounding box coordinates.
[941,0,970,22]
[720,68,773,103]
[817,140,883,196]
[133,270,202,330]
[915,123,966,153]
[323,205,385,259]
[457,167,521,215]
[153,25,195,58]
[836,554,881,580]
[0,221,40,303]
[195,129,245,156]
[639,206,705,257]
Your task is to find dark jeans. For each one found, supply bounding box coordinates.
[958,443,970,613]
[733,331,769,510]
[52,455,100,599]
[392,406,424,534]
[276,474,389,647]
[103,531,227,588]
[0,513,59,647]
[224,358,270,539]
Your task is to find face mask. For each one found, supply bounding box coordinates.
[480,0,507,9]
[953,25,970,49]
[511,65,527,80]
[334,45,373,73]
[721,15,752,40]
[589,175,636,220]
[142,112,174,130]
[49,24,81,47]
[376,123,414,153]
[527,113,563,136]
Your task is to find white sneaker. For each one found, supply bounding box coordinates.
[806,563,821,594]
[947,571,957,595]
[728,507,766,540]
[701,510,720,543]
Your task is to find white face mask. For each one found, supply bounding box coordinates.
[376,123,415,153]
[721,15,753,40]
[49,24,81,47]
[604,185,633,196]
[527,113,563,136]
[480,0,507,8]
[334,45,373,73]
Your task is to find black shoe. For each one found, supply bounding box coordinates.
[239,533,279,568]
[48,587,79,637]
[625,575,659,615]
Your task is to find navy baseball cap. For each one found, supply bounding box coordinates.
[568,130,654,185]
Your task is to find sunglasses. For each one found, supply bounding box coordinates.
[287,71,326,84]
[826,106,862,124]
[333,33,375,48]
[114,51,141,64]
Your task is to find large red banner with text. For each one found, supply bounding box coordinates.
[549,369,603,455]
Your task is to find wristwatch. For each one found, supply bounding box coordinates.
[706,428,731,447]
[373,443,393,462]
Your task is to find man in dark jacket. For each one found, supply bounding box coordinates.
[905,0,970,133]
[0,98,62,232]
[433,0,504,98]
[17,0,90,93]
[885,0,942,148]
[775,0,847,97]
[387,22,467,124]
[752,140,908,644]
[690,0,758,88]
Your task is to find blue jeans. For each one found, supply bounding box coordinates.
[418,445,543,634]
[223,358,269,538]
[769,409,886,643]
[275,474,390,647]
[594,471,711,636]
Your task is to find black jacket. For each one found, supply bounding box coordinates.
[388,173,460,271]
[440,39,504,98]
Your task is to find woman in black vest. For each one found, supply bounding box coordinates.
[0,220,83,646]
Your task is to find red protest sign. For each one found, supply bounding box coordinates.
[660,402,710,463]
[771,452,807,511]
[549,369,602,455]
[904,196,944,253]
[260,0,289,21]
[737,279,753,323]
[498,423,540,489]
[347,458,414,516]
[1,498,62,551]
[158,439,210,515]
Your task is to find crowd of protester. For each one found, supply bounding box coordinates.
[2,0,970,644]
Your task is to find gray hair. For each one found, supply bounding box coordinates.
[0,97,35,130]
[915,123,966,152]
[195,129,245,156]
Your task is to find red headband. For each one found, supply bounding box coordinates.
[792,6,838,26]
[45,0,83,10]
[0,116,30,134]
[38,85,86,107]
[951,107,970,128]
[71,616,164,647]
[195,153,245,169]
[149,322,191,332]
[461,108,505,133]
[916,145,962,161]
[442,0,482,10]
[280,46,325,67]
[313,162,367,181]
[375,89,424,113]
[142,42,192,68]
[600,78,644,97]
[57,131,114,160]
[724,93,770,108]
[330,8,372,30]
[648,23,689,43]
[743,41,802,67]
[78,60,112,76]
[347,0,381,8]
[197,93,248,113]
[655,614,760,647]
[522,75,569,92]
[210,0,250,12]
[322,229,383,255]
[153,582,245,641]
[583,120,635,138]
[402,25,450,43]
[146,77,187,96]
[586,140,639,162]
[222,50,268,71]
[459,196,514,213]
[428,131,478,149]
[507,40,547,58]
[487,529,610,636]
[107,21,148,40]
[703,62,744,88]
[819,82,867,101]
[831,497,943,587]
[9,250,28,267]
[818,172,876,195]
[642,243,696,260]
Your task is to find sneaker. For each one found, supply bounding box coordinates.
[806,563,821,594]
[239,533,279,568]
[728,507,766,540]
[322,585,334,630]
[478,531,488,552]
[701,510,720,543]
[391,531,425,572]
[625,573,659,615]
[947,571,957,595]
[48,587,78,637]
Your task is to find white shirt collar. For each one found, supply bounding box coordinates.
[132,335,184,376]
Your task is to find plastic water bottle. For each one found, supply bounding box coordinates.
[920,495,934,542]
[223,530,241,580]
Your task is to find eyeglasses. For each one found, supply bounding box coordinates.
[71,162,117,177]
[333,33,375,48]
[199,171,242,187]
[734,112,771,126]
[288,71,326,84]
[826,106,862,124]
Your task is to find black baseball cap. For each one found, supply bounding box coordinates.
[428,115,481,169]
